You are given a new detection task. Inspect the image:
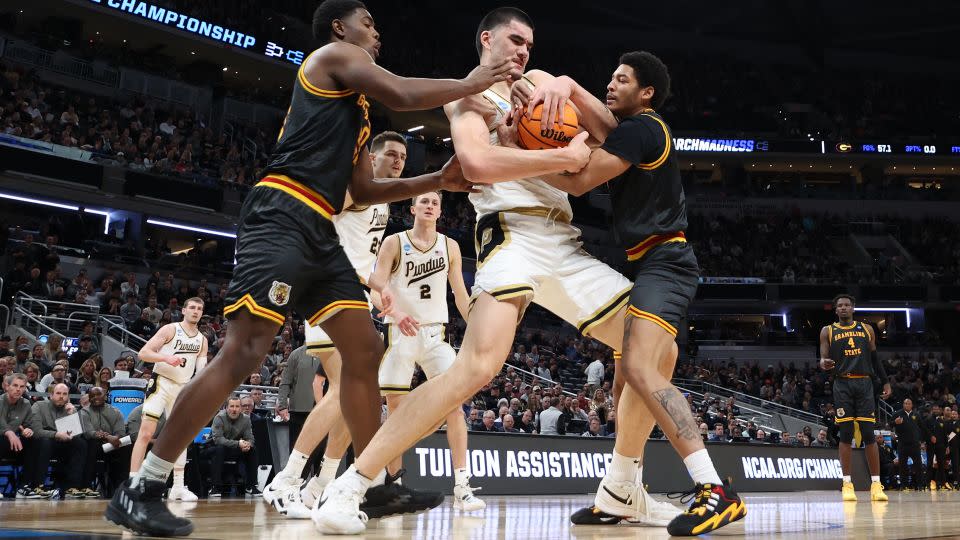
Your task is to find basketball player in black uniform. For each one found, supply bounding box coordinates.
[819,294,890,501]
[104,0,513,535]
[512,51,745,536]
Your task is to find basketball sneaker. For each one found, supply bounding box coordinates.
[312,481,368,535]
[300,475,329,508]
[263,473,301,506]
[666,481,746,536]
[280,487,313,519]
[842,481,858,502]
[591,477,682,526]
[360,469,444,518]
[870,481,888,501]
[169,486,199,502]
[104,477,194,537]
[453,479,485,512]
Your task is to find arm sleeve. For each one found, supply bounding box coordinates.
[211,414,238,448]
[600,114,671,168]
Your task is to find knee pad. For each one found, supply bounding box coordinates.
[838,421,855,444]
[858,422,875,445]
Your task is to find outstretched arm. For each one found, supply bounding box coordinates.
[349,149,472,205]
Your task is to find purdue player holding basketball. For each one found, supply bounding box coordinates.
[264,132,420,519]
[819,294,890,502]
[130,297,208,503]
[511,51,747,535]
[314,9,678,535]
[370,190,484,512]
[105,0,517,534]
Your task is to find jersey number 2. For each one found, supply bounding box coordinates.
[369,237,380,255]
[420,285,431,299]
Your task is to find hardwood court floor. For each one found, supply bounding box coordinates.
[2,491,960,539]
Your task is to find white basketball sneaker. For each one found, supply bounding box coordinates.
[281,488,313,520]
[312,481,368,535]
[168,486,199,502]
[300,475,329,509]
[263,474,301,508]
[453,480,486,512]
[594,476,681,526]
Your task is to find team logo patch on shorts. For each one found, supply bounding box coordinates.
[479,227,493,253]
[836,407,845,418]
[269,281,292,306]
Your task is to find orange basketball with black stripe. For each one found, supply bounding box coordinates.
[517,104,579,150]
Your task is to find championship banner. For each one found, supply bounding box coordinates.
[401,432,871,495]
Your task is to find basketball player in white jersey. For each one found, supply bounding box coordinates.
[131,296,208,502]
[369,190,483,511]
[314,8,678,534]
[263,131,409,518]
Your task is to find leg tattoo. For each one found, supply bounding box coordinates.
[652,387,700,441]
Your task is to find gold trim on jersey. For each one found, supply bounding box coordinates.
[627,306,677,337]
[839,374,870,379]
[297,67,356,99]
[613,351,622,361]
[626,232,687,261]
[504,206,572,224]
[636,113,671,170]
[404,230,439,254]
[256,175,335,220]
[577,287,631,336]
[306,341,335,355]
[833,322,857,330]
[380,386,411,395]
[855,417,876,422]
[223,294,285,325]
[308,300,368,326]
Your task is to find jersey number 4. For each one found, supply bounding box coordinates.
[420,284,431,299]
[848,338,856,348]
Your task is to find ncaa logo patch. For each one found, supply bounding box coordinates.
[836,407,845,418]
[268,281,292,307]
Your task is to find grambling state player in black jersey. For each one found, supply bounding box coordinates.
[819,294,890,502]
[104,0,514,536]
[509,51,746,536]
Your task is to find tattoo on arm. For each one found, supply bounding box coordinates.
[652,387,700,441]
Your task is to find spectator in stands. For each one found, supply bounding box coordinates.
[39,363,78,395]
[584,355,604,396]
[120,272,139,298]
[810,429,831,447]
[207,397,258,497]
[30,383,87,498]
[240,396,262,422]
[0,336,13,358]
[80,386,128,497]
[501,414,520,433]
[68,336,95,370]
[709,423,726,442]
[76,358,98,389]
[538,397,563,436]
[604,410,616,437]
[755,429,767,443]
[582,416,604,437]
[29,344,45,367]
[14,344,31,373]
[589,389,611,422]
[22,362,41,394]
[129,309,157,340]
[96,367,113,392]
[41,335,64,374]
[2,373,51,498]
[475,410,503,433]
[876,433,897,489]
[143,296,163,325]
[517,410,535,433]
[120,293,142,326]
[780,431,795,446]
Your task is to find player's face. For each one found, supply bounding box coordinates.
[606,65,653,116]
[834,298,854,319]
[341,9,381,60]
[183,301,204,323]
[483,19,533,81]
[371,141,407,178]
[411,192,441,223]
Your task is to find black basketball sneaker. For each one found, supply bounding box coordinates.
[360,469,444,518]
[666,481,746,536]
[570,504,623,525]
[104,477,194,537]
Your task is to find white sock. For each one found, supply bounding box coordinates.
[317,457,342,484]
[129,472,136,479]
[871,476,880,483]
[371,468,386,487]
[135,452,175,483]
[637,466,644,485]
[843,475,852,483]
[173,467,185,489]
[683,449,722,485]
[336,465,373,494]
[608,450,641,483]
[454,468,469,486]
[284,450,310,478]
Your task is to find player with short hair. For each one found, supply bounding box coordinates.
[129,296,208,503]
[819,294,889,502]
[105,0,515,534]
[370,190,484,511]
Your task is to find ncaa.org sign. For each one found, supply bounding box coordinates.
[742,456,842,480]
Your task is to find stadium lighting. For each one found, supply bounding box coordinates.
[146,219,236,239]
[442,137,451,142]
[855,307,913,328]
[0,192,78,211]
[407,125,425,133]
[83,209,111,235]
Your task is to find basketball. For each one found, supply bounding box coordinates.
[517,103,580,150]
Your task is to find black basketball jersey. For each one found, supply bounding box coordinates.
[263,52,371,216]
[600,110,688,259]
[829,321,872,376]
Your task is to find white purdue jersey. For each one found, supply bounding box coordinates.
[387,231,450,325]
[334,203,390,282]
[467,84,572,220]
[154,323,205,384]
